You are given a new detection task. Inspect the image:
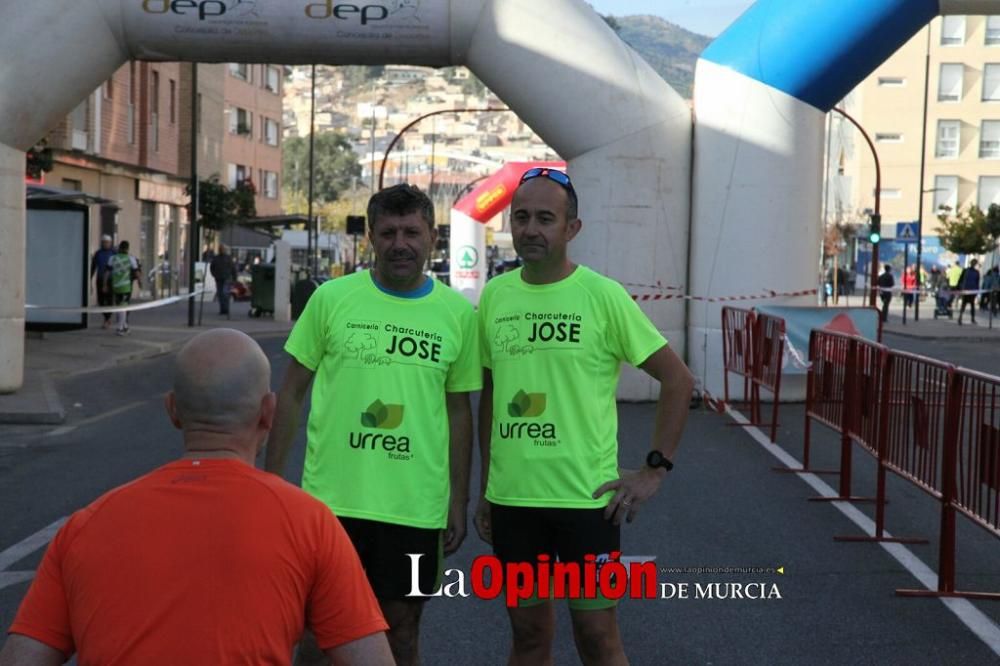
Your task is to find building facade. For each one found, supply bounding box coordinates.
[832,14,1000,268]
[40,61,283,301]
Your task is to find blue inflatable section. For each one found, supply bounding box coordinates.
[701,0,940,111]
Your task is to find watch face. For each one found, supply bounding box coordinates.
[647,450,673,470]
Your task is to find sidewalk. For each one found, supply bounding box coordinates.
[881,298,1000,340]
[0,297,293,425]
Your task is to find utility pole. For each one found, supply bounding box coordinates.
[187,62,199,327]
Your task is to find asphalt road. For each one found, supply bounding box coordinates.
[1,333,998,664]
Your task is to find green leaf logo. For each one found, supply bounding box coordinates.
[507,390,546,418]
[361,399,405,429]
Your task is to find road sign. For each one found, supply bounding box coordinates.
[895,222,918,243]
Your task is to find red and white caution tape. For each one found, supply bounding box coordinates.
[630,287,817,303]
[25,290,206,315]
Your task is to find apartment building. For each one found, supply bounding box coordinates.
[832,15,1000,265]
[222,63,284,216]
[40,61,283,297]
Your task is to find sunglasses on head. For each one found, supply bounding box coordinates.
[518,167,577,202]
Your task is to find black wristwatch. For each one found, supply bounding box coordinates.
[646,450,674,472]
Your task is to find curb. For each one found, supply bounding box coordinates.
[0,373,65,425]
[884,329,1000,343]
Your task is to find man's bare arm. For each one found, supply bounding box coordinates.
[264,358,314,476]
[0,634,65,666]
[594,345,694,525]
[640,344,695,463]
[444,391,473,555]
[473,369,493,544]
[326,632,394,665]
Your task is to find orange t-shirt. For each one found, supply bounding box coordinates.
[9,459,387,665]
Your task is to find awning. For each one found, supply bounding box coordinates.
[26,184,116,206]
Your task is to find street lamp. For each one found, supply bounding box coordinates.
[915,187,946,321]
[833,106,881,308]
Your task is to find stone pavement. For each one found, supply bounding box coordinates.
[0,297,293,425]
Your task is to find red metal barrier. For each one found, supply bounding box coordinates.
[898,367,1000,599]
[794,330,851,476]
[751,312,785,443]
[721,307,755,406]
[835,347,930,544]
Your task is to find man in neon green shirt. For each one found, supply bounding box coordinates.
[475,168,695,665]
[266,185,480,666]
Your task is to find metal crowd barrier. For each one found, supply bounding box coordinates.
[805,330,999,599]
[721,306,755,407]
[752,312,786,443]
[720,307,785,442]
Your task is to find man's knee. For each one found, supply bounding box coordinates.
[380,599,423,664]
[570,608,625,665]
[509,603,555,654]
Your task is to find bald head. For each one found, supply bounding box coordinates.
[171,329,271,431]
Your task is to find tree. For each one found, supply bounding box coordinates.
[186,175,257,239]
[937,205,996,255]
[283,132,363,205]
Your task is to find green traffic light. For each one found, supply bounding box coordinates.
[869,232,881,244]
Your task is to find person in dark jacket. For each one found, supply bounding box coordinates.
[877,264,894,323]
[209,244,238,318]
[89,235,116,329]
[957,259,981,325]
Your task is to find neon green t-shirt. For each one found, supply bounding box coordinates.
[285,271,481,529]
[479,266,667,508]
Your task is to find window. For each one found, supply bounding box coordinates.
[933,175,958,213]
[936,120,960,158]
[151,70,160,152]
[70,100,88,151]
[128,62,136,145]
[229,63,250,81]
[941,15,965,46]
[985,64,1000,101]
[263,117,279,146]
[227,164,250,189]
[982,120,1000,158]
[169,79,176,124]
[877,76,905,87]
[263,171,278,198]
[938,63,963,101]
[979,176,1000,210]
[875,132,902,143]
[62,178,82,191]
[987,16,1000,45]
[229,107,252,136]
[265,65,281,93]
[102,78,113,99]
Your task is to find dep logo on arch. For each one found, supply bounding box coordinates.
[141,0,256,21]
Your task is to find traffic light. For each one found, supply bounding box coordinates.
[868,213,881,244]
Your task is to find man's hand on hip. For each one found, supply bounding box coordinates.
[593,467,665,526]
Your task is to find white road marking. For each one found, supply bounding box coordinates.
[0,517,68,591]
[726,406,1000,657]
[46,400,149,437]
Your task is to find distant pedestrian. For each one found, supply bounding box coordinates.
[210,244,238,318]
[947,261,963,309]
[105,240,141,336]
[957,259,981,325]
[877,264,894,323]
[982,266,1000,315]
[89,234,115,329]
[902,266,917,308]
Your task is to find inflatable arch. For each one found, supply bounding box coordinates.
[0,0,990,398]
[0,0,689,398]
